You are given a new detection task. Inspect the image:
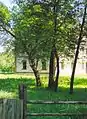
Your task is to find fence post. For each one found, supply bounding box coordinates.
[19,84,27,119]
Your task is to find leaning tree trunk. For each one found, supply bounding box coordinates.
[29,59,41,87]
[70,5,87,94]
[31,65,41,86]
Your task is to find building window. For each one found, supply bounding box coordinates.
[86,48,87,55]
[86,62,87,74]
[22,60,27,70]
[82,62,84,69]
[42,60,47,70]
[61,61,64,69]
[82,48,84,52]
[81,47,84,56]
[71,62,73,69]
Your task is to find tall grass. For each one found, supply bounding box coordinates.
[0,74,87,119]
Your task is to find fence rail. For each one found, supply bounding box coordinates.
[19,84,87,119]
[27,113,87,116]
[27,100,87,104]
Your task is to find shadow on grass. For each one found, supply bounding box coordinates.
[27,86,87,101]
[0,77,87,101]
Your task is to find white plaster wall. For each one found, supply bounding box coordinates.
[16,56,87,75]
[59,60,87,75]
[60,61,72,75]
[16,57,49,73]
[16,57,32,72]
[75,61,86,74]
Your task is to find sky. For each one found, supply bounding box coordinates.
[0,0,12,52]
[0,0,12,8]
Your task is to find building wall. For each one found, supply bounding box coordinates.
[15,38,87,75]
[60,61,86,75]
[16,57,32,73]
[16,56,87,75]
[16,56,49,73]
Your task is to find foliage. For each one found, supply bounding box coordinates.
[11,2,51,60]
[0,2,12,54]
[0,52,15,73]
[0,2,10,25]
[11,0,78,61]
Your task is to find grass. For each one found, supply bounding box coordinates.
[0,74,87,119]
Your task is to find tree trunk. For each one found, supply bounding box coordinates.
[70,5,87,94]
[48,0,60,91]
[54,49,59,92]
[31,65,41,86]
[48,48,55,90]
[29,59,41,87]
[48,47,60,91]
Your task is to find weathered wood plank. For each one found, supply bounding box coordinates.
[27,113,87,116]
[3,99,7,119]
[0,99,23,119]
[19,84,27,119]
[27,100,87,104]
[18,100,23,119]
[0,99,3,119]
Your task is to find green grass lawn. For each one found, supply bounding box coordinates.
[0,73,87,119]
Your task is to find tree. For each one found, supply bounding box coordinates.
[10,0,54,86]
[37,0,77,91]
[70,1,87,94]
[0,0,78,89]
[0,1,42,86]
[18,0,77,91]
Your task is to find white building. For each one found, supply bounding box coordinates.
[15,45,87,75]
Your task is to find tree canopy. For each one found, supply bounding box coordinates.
[0,0,87,91]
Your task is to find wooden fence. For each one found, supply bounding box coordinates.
[0,99,23,119]
[19,84,87,119]
[0,84,87,119]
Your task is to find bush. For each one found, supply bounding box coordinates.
[0,52,15,73]
[0,65,14,73]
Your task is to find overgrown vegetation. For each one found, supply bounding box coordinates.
[0,52,15,73]
[0,74,87,118]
